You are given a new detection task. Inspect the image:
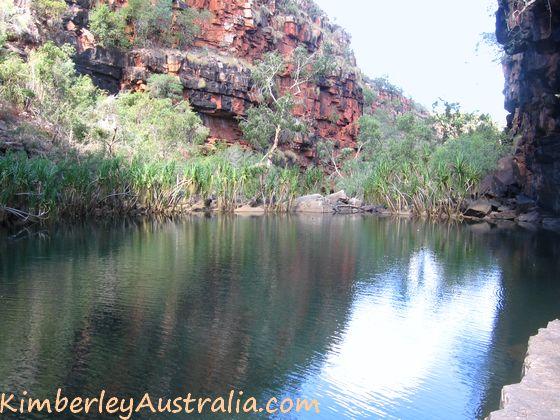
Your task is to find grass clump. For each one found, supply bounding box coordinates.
[0,146,324,221]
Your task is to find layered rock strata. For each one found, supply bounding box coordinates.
[497,0,560,214]
[62,0,364,159]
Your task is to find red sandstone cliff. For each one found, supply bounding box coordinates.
[64,0,364,161]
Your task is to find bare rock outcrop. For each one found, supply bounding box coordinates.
[496,0,560,214]
[487,319,560,420]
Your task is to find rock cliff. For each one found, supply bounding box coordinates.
[62,0,365,161]
[497,0,560,214]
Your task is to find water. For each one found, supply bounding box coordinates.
[1,216,559,419]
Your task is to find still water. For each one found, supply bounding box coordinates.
[1,216,559,419]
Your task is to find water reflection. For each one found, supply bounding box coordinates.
[0,216,559,419]
[298,250,502,419]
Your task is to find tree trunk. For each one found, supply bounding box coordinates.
[264,125,281,167]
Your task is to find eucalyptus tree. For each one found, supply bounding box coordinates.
[240,45,333,167]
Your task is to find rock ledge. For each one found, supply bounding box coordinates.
[487,319,560,420]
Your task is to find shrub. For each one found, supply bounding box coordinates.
[31,0,67,23]
[363,86,376,108]
[431,100,497,141]
[430,126,507,187]
[1,0,32,44]
[122,0,211,48]
[371,76,403,95]
[0,53,32,107]
[27,42,100,141]
[174,8,212,47]
[358,115,381,149]
[147,74,183,101]
[91,91,208,158]
[88,3,129,49]
[88,0,211,49]
[336,101,507,215]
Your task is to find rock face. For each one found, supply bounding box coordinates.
[63,0,364,160]
[496,0,560,214]
[487,319,560,420]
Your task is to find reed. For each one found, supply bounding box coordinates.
[0,149,325,224]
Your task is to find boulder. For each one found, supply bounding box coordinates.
[293,194,332,213]
[478,155,521,198]
[325,190,348,204]
[517,211,541,223]
[349,198,364,207]
[489,210,517,221]
[464,200,493,218]
[515,194,537,213]
[543,218,560,232]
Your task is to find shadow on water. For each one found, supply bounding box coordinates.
[0,216,559,419]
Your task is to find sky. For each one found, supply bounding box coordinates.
[314,0,507,124]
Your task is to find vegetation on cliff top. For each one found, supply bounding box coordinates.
[88,0,212,49]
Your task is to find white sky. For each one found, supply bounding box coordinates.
[314,0,507,124]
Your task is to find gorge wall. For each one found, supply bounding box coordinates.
[62,0,368,162]
[497,0,560,214]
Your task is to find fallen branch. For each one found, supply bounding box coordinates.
[0,205,49,222]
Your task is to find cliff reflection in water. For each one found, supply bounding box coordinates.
[0,216,559,419]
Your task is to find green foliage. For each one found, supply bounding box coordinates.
[91,92,209,157]
[174,7,212,48]
[0,53,32,107]
[240,94,306,152]
[431,99,497,141]
[0,145,326,218]
[2,42,101,140]
[147,74,183,101]
[241,45,331,162]
[32,0,67,23]
[1,42,208,158]
[336,106,507,216]
[90,0,212,49]
[279,1,302,16]
[124,0,173,46]
[431,126,507,185]
[1,0,32,44]
[358,115,381,148]
[26,42,100,141]
[88,3,129,49]
[363,86,376,108]
[278,0,325,21]
[370,75,403,95]
[396,113,433,143]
